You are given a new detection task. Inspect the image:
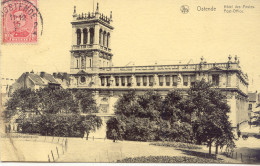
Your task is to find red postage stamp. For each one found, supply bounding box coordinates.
[2,0,38,43]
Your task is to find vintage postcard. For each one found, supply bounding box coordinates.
[1,0,260,163]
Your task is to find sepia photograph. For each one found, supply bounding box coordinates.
[1,0,260,164]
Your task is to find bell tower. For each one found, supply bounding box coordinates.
[70,3,114,74]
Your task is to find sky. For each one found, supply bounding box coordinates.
[1,0,260,91]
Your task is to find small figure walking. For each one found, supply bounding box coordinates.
[112,129,118,143]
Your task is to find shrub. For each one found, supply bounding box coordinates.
[117,156,225,163]
[150,141,202,149]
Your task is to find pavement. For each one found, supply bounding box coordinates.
[0,133,65,162]
[57,138,186,162]
[0,133,254,163]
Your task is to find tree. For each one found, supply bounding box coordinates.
[158,90,193,142]
[74,90,98,113]
[108,91,163,141]
[106,116,125,141]
[186,80,234,154]
[36,88,79,114]
[80,115,102,140]
[5,88,39,111]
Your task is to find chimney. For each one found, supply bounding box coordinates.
[40,72,45,78]
[53,72,57,78]
[62,73,68,81]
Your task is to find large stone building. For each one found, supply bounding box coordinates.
[69,4,249,138]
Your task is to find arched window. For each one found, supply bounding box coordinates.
[90,28,94,44]
[99,29,103,45]
[107,33,110,48]
[103,31,106,47]
[76,29,81,45]
[83,29,88,44]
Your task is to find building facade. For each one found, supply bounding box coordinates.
[69,4,249,138]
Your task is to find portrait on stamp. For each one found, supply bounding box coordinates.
[2,0,37,43]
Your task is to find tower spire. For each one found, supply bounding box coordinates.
[110,11,113,22]
[96,2,99,13]
[73,6,76,14]
[72,6,77,18]
[93,0,94,13]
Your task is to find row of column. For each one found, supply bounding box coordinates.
[99,31,110,48]
[99,74,197,88]
[76,28,111,48]
[76,28,92,45]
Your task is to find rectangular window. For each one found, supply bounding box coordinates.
[127,76,132,86]
[136,76,141,86]
[106,77,110,86]
[76,59,79,68]
[248,104,252,110]
[183,75,188,86]
[143,76,147,86]
[115,76,119,86]
[101,77,105,86]
[166,75,170,86]
[121,77,125,86]
[212,74,219,86]
[173,75,177,86]
[149,76,154,86]
[227,74,231,87]
[159,76,163,86]
[190,75,196,86]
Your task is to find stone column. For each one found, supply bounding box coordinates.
[140,76,143,87]
[169,75,173,87]
[131,75,136,87]
[110,75,115,87]
[94,25,99,45]
[80,28,83,45]
[97,76,101,87]
[187,75,191,87]
[153,74,159,87]
[162,75,166,87]
[87,28,90,44]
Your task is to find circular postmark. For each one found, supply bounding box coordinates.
[180,5,189,14]
[1,0,43,43]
